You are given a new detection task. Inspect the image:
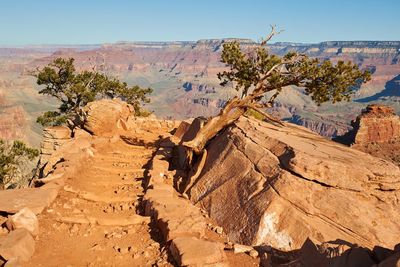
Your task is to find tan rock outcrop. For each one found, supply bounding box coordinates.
[188,117,400,251]
[78,98,132,136]
[39,126,72,166]
[340,104,400,144]
[335,104,400,166]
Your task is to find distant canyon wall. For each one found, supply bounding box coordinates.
[0,39,399,144]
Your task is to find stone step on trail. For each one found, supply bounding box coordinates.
[57,214,150,226]
[62,188,139,203]
[24,135,172,267]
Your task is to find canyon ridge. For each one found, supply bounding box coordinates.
[0,40,400,145]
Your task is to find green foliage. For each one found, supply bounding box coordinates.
[245,108,266,121]
[34,58,153,126]
[36,111,67,127]
[0,139,39,189]
[217,40,371,105]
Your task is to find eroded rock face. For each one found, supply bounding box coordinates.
[189,117,400,251]
[342,104,400,144]
[335,104,400,166]
[78,99,132,136]
[40,126,71,164]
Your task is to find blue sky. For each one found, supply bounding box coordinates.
[0,0,399,45]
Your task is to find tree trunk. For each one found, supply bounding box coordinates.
[183,106,246,154]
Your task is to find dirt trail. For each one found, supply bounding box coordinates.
[26,134,171,267]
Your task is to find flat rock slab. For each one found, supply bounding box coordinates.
[0,188,58,215]
[58,214,150,226]
[170,237,227,267]
[0,228,35,262]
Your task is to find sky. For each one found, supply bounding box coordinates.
[0,0,399,45]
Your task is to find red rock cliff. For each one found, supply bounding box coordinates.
[336,104,400,144]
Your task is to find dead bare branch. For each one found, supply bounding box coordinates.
[260,24,284,46]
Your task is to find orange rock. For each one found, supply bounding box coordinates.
[339,104,400,144]
[0,188,59,215]
[79,99,132,137]
[189,116,400,250]
[170,237,227,266]
[6,208,39,237]
[0,229,35,262]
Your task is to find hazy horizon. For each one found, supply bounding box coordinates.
[1,39,400,48]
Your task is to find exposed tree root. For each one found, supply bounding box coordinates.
[182,149,208,194]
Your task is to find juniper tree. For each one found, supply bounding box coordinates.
[0,140,39,190]
[181,26,370,192]
[183,26,371,155]
[34,57,153,127]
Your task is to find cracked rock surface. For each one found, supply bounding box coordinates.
[189,116,400,251]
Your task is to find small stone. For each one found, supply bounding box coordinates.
[91,244,105,251]
[114,233,123,238]
[249,249,259,258]
[142,250,150,258]
[132,253,140,259]
[119,247,129,254]
[233,244,253,254]
[69,224,79,234]
[63,203,72,209]
[214,226,223,235]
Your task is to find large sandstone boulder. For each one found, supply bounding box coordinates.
[78,98,132,136]
[189,117,400,251]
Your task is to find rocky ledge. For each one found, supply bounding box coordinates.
[187,116,400,253]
